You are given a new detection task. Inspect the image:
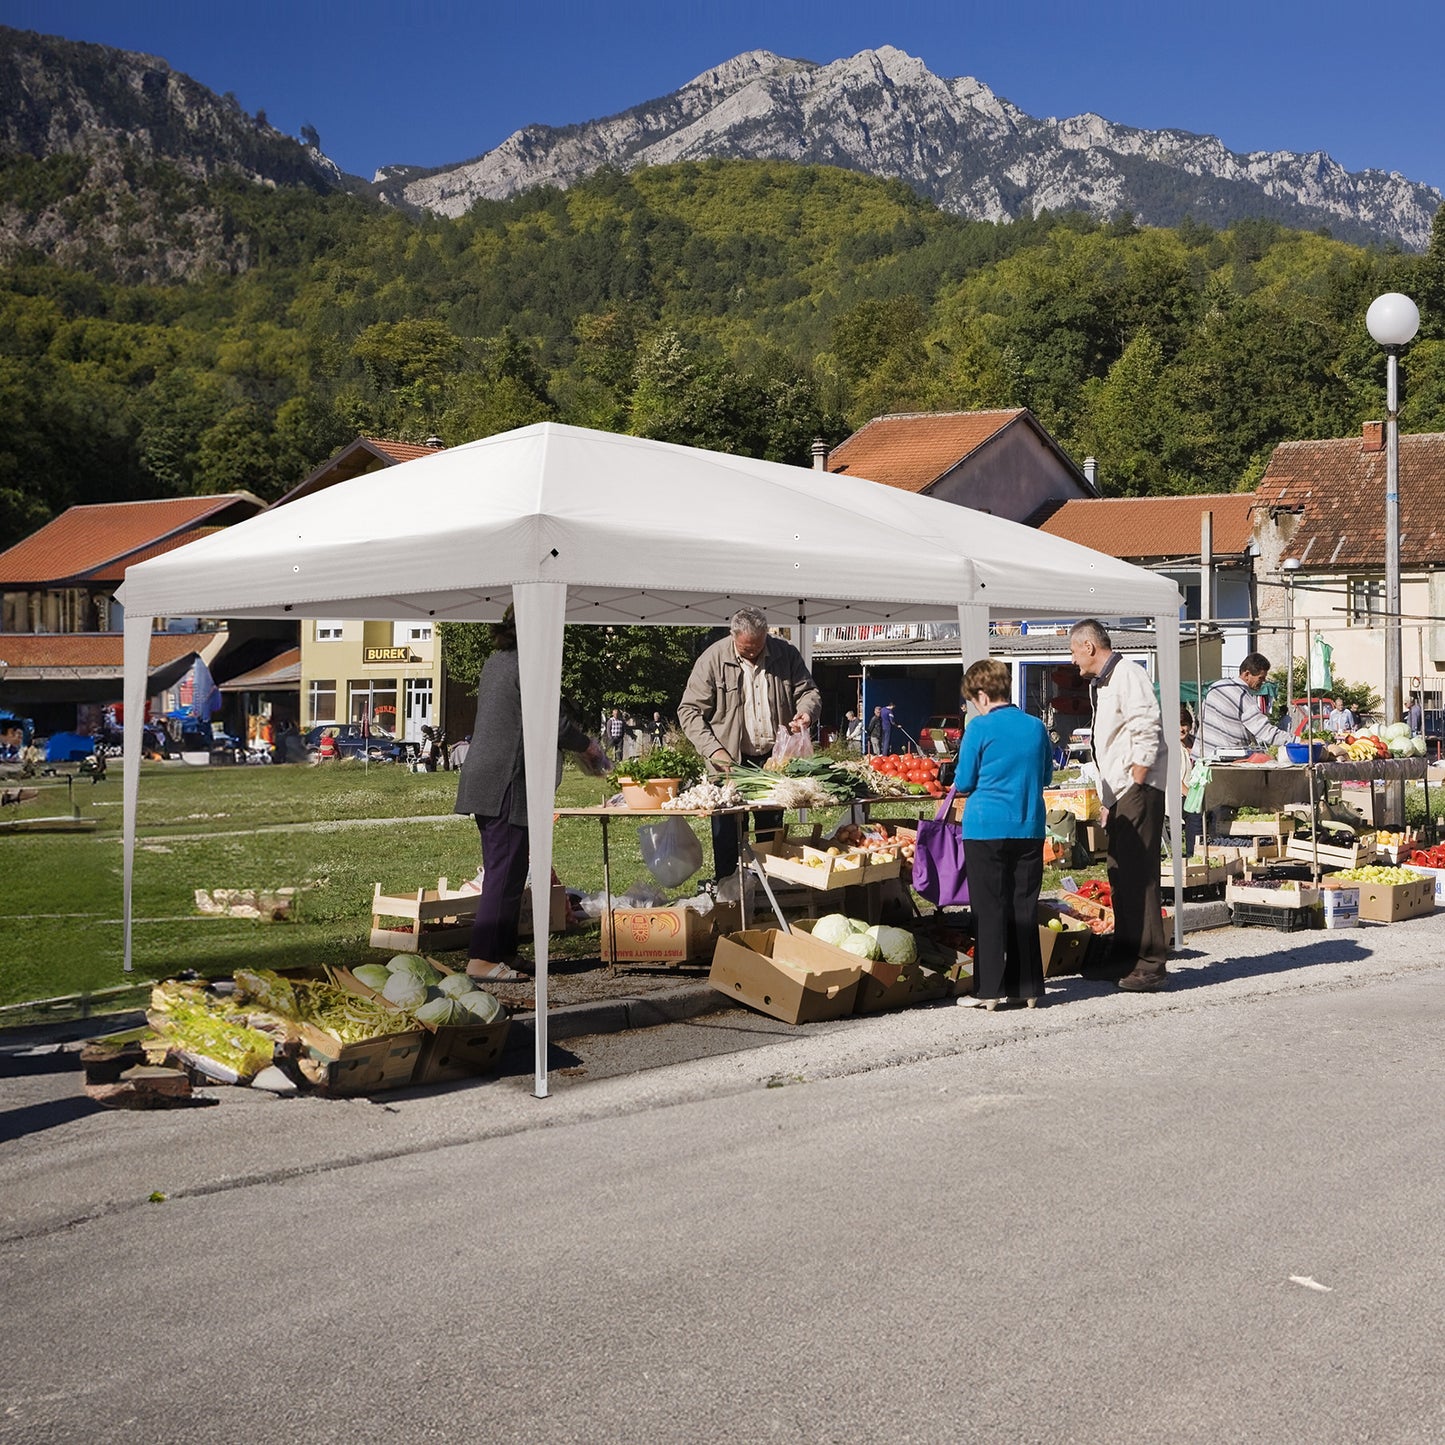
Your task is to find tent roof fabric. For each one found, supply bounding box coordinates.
[1040,494,1257,560]
[0,496,265,586]
[119,422,1179,624]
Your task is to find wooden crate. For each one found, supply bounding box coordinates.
[1229,814,1296,842]
[1285,835,1376,870]
[369,877,565,952]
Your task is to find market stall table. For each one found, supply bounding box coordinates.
[1203,758,1432,876]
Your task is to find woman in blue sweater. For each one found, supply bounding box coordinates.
[952,658,1055,1009]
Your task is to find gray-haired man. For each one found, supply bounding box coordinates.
[678,606,821,879]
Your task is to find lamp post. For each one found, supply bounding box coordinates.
[1365,292,1420,732]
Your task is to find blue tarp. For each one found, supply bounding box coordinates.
[46,731,95,762]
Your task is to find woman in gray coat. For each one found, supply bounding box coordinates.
[454,610,606,981]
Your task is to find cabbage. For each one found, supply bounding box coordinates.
[838,932,881,961]
[458,989,502,1024]
[387,955,442,988]
[436,973,474,999]
[382,972,428,1009]
[351,963,392,992]
[811,913,864,947]
[865,924,917,967]
[415,994,468,1027]
[1385,722,1411,741]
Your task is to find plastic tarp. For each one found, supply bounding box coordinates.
[118,422,1184,1096]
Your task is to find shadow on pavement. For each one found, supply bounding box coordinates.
[0,1094,102,1144]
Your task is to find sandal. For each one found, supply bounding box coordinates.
[465,960,528,982]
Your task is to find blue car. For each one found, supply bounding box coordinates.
[303,725,402,762]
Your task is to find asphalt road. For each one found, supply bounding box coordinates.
[3,919,1445,1443]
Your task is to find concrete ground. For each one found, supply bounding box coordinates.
[2,912,1444,1441]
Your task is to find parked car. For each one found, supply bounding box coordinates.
[919,713,965,755]
[302,724,402,762]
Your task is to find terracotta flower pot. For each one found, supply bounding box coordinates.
[618,777,681,809]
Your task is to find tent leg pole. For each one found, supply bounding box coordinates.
[601,814,615,974]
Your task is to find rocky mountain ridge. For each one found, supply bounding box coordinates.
[380,46,1441,250]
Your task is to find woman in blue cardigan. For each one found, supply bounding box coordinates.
[952,658,1055,1009]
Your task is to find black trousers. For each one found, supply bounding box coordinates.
[711,753,781,879]
[468,788,531,962]
[962,836,1045,1001]
[1107,782,1167,976]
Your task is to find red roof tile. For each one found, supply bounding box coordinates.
[825,410,1028,492]
[0,497,263,586]
[1040,494,1257,559]
[1254,433,1445,569]
[363,438,442,464]
[275,436,446,506]
[0,632,218,671]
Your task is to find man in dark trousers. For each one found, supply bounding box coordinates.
[1069,619,1170,992]
[678,606,820,880]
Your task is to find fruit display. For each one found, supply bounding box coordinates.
[1404,844,1445,869]
[1327,723,1428,762]
[1326,866,1429,885]
[865,753,947,798]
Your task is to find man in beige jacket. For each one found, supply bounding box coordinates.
[1069,618,1169,991]
[678,606,820,879]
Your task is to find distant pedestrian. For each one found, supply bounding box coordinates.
[648,712,666,748]
[605,708,627,761]
[881,701,895,755]
[1408,695,1423,737]
[1326,697,1355,736]
[844,710,862,751]
[867,707,883,755]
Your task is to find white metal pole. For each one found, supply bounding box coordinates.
[1385,349,1403,730]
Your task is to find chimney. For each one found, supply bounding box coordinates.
[1362,421,1383,453]
[424,435,446,450]
[811,438,828,471]
[1083,456,1098,487]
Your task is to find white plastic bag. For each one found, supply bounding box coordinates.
[769,724,813,765]
[637,816,704,888]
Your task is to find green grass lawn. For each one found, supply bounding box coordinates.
[1,758,1107,1021]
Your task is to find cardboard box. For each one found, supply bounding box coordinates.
[789,918,956,1012]
[369,877,566,952]
[1320,883,1360,930]
[296,1022,426,1095]
[1043,786,1100,822]
[1354,874,1435,923]
[1227,879,1321,908]
[1403,865,1445,906]
[336,963,511,1086]
[1082,822,1109,859]
[601,903,738,964]
[1036,904,1091,977]
[708,928,862,1023]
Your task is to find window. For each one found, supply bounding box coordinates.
[1347,577,1384,625]
[307,679,337,725]
[395,622,433,644]
[349,679,398,737]
[315,620,344,641]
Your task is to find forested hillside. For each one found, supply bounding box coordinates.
[3,154,1444,551]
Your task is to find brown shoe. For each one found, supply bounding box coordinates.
[1116,970,1167,992]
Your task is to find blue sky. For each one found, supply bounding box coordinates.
[4,0,1443,191]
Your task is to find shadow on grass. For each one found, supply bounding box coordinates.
[0,1095,103,1144]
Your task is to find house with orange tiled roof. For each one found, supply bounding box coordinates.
[1252,424,1445,728]
[0,493,268,738]
[272,435,454,749]
[822,409,1097,522]
[1040,492,1260,698]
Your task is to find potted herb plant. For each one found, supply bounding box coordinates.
[610,743,704,808]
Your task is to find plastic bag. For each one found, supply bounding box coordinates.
[637,815,704,888]
[769,724,813,765]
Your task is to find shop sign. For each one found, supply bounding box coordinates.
[364,646,413,664]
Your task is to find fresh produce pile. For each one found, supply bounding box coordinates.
[662,779,744,811]
[809,914,918,964]
[234,967,426,1041]
[727,756,918,808]
[147,981,281,1080]
[1325,866,1430,885]
[1291,823,1367,847]
[1325,723,1428,761]
[831,821,915,867]
[348,956,503,1027]
[864,753,948,798]
[1404,844,1445,869]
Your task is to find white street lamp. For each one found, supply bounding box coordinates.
[1365,292,1420,732]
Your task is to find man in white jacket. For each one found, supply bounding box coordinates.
[1070,619,1170,992]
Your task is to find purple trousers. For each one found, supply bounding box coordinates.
[468,800,531,963]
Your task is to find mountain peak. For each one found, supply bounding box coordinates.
[383,46,1440,249]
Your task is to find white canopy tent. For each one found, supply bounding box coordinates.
[118,422,1184,1096]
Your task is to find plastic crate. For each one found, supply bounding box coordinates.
[1231,900,1321,932]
